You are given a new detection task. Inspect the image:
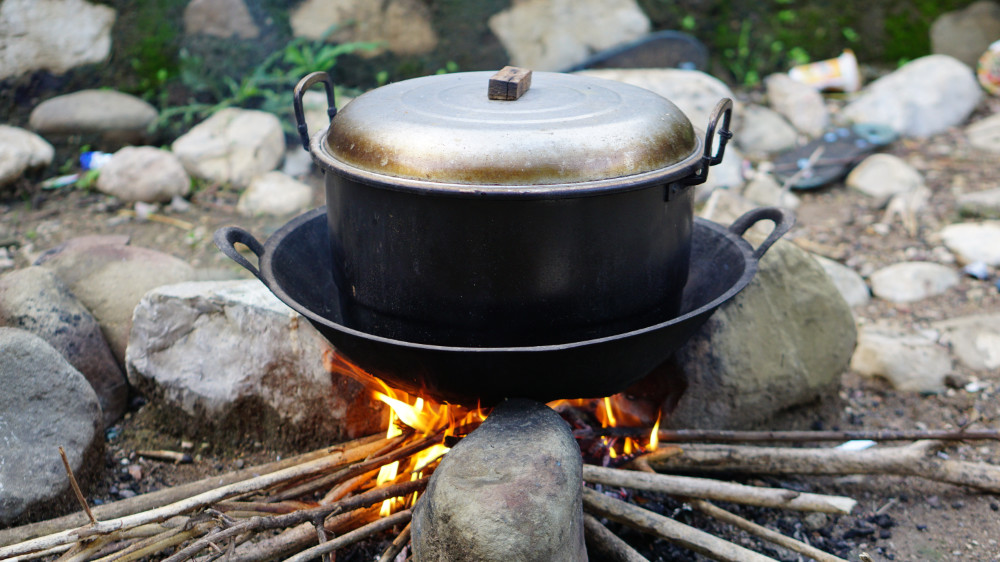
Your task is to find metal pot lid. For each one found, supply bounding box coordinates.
[319,69,698,187]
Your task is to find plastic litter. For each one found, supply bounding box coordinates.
[963,261,990,280]
[80,151,113,170]
[978,39,1000,95]
[40,173,82,190]
[835,440,877,451]
[788,49,861,92]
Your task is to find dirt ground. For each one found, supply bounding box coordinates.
[2,99,1000,561]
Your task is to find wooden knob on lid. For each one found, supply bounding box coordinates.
[488,66,532,101]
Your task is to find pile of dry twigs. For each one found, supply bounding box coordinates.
[1,425,999,562]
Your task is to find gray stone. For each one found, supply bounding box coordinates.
[869,262,960,303]
[290,0,437,57]
[741,173,800,210]
[931,1,1000,68]
[35,238,197,364]
[736,104,800,157]
[575,68,740,134]
[662,237,857,429]
[28,90,157,138]
[700,145,746,196]
[490,0,649,71]
[183,0,259,39]
[171,108,285,189]
[846,154,925,202]
[0,0,115,80]
[812,255,871,308]
[957,188,1000,219]
[851,326,953,393]
[938,221,1000,266]
[0,267,126,427]
[0,328,103,525]
[932,314,1000,371]
[965,112,1000,153]
[125,280,383,447]
[412,399,585,562]
[95,147,191,203]
[764,73,829,138]
[0,125,54,186]
[237,171,315,217]
[841,55,982,138]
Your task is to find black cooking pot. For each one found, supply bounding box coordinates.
[293,69,733,347]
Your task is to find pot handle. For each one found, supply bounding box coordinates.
[214,226,266,282]
[293,71,337,152]
[682,98,734,186]
[728,207,795,260]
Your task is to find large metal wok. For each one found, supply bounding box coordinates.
[215,206,793,406]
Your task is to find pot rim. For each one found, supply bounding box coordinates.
[309,127,707,199]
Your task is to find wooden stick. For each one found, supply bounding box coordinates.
[688,499,847,562]
[582,487,777,562]
[58,446,97,526]
[583,513,650,562]
[221,507,382,562]
[322,469,379,504]
[0,436,417,559]
[645,441,1000,493]
[584,464,856,515]
[284,510,412,562]
[0,433,388,547]
[376,522,411,562]
[159,478,427,562]
[574,427,1000,443]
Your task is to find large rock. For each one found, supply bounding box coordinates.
[846,154,925,202]
[764,73,829,138]
[490,0,650,71]
[95,146,191,203]
[851,325,953,393]
[28,90,157,139]
[659,234,857,429]
[869,262,959,303]
[938,221,1000,266]
[736,104,800,158]
[171,108,285,189]
[0,267,127,427]
[0,328,103,526]
[0,125,54,186]
[412,399,585,562]
[183,0,260,39]
[237,171,314,216]
[290,0,437,57]
[931,1,1000,68]
[35,237,197,364]
[125,280,384,447]
[932,314,1000,372]
[0,0,115,80]
[841,55,981,138]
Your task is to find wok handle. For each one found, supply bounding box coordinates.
[728,207,795,260]
[214,226,266,282]
[682,98,734,186]
[293,71,337,152]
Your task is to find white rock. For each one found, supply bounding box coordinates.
[812,255,871,307]
[846,154,925,201]
[869,261,960,303]
[290,0,437,57]
[237,171,314,217]
[125,280,384,445]
[0,125,54,186]
[764,73,829,138]
[938,221,1000,265]
[841,55,982,138]
[851,326,953,393]
[933,314,1000,371]
[575,68,739,132]
[171,108,285,189]
[741,173,800,209]
[930,1,1000,68]
[0,0,116,80]
[183,0,259,39]
[95,147,191,203]
[957,188,1000,219]
[965,112,1000,153]
[29,90,158,135]
[490,0,650,71]
[699,145,746,199]
[735,104,800,157]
